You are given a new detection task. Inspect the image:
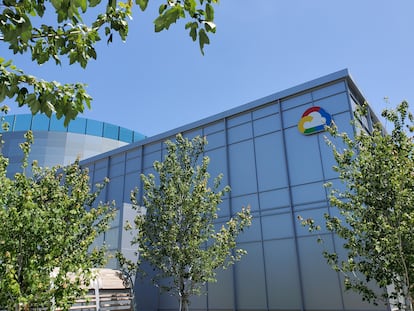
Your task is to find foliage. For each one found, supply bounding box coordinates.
[0,0,219,124]
[119,134,251,311]
[302,101,414,311]
[0,130,115,310]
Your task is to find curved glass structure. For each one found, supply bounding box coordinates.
[0,114,146,177]
[0,114,146,143]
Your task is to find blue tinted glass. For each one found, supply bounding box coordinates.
[68,117,86,134]
[50,115,67,132]
[119,127,132,143]
[103,123,118,140]
[0,115,15,132]
[86,119,103,136]
[14,114,32,131]
[31,114,50,131]
[133,132,146,142]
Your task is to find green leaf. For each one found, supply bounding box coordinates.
[154,6,185,32]
[185,22,198,41]
[135,0,148,11]
[198,28,210,55]
[205,3,214,21]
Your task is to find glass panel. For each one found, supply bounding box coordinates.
[205,130,225,150]
[294,207,329,236]
[320,112,354,179]
[298,235,343,310]
[86,119,103,136]
[236,215,261,243]
[264,239,302,309]
[253,113,281,136]
[227,122,252,144]
[143,151,161,169]
[234,242,267,309]
[103,123,118,140]
[50,114,67,132]
[0,115,15,132]
[282,102,313,128]
[133,131,146,142]
[208,266,235,309]
[31,114,50,131]
[228,140,257,196]
[281,92,312,111]
[204,120,224,135]
[227,111,251,128]
[284,127,324,185]
[252,102,278,120]
[291,182,326,207]
[314,92,349,115]
[255,132,288,191]
[68,117,86,134]
[14,114,32,131]
[232,193,259,213]
[119,127,133,143]
[205,147,228,190]
[261,212,294,240]
[259,188,290,211]
[312,81,346,100]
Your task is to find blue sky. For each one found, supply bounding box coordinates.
[4,0,414,136]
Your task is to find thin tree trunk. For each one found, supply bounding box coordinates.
[179,294,189,311]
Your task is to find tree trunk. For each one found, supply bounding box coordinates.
[179,295,189,311]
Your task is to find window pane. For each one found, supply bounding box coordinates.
[31,114,50,131]
[86,119,103,136]
[103,123,118,140]
[14,114,32,131]
[68,117,86,134]
[50,115,67,132]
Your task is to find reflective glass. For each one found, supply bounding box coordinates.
[31,114,50,131]
[255,132,288,191]
[119,127,133,143]
[284,127,323,185]
[50,114,67,132]
[14,114,32,131]
[68,117,86,134]
[261,213,294,240]
[234,242,267,309]
[86,119,103,136]
[133,131,146,142]
[103,122,119,140]
[227,122,252,144]
[264,239,302,309]
[0,115,15,132]
[228,140,257,196]
[253,113,281,136]
[312,81,346,100]
[298,235,343,310]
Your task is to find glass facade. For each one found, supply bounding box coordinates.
[8,70,384,311]
[0,114,146,143]
[81,70,386,311]
[0,114,146,177]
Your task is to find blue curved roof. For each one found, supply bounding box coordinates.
[0,114,146,144]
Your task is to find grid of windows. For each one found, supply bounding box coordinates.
[83,72,386,311]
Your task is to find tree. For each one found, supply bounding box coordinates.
[120,134,252,311]
[302,101,414,311]
[0,129,115,310]
[0,0,218,124]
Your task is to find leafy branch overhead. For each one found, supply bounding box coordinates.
[0,0,218,124]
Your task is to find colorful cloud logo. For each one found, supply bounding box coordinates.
[298,107,332,135]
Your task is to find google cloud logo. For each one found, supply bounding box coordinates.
[298,106,332,135]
